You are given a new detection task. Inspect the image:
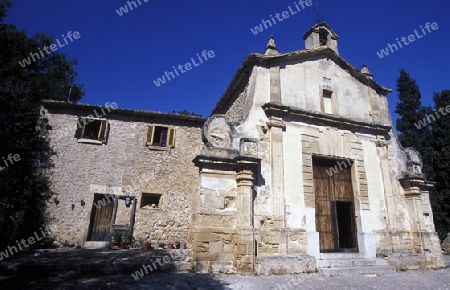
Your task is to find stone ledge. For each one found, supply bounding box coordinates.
[381,253,445,270]
[256,255,316,275]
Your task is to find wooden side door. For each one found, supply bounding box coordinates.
[313,164,337,252]
[88,194,114,241]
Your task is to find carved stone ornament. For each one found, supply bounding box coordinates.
[203,115,231,148]
[375,136,390,147]
[405,147,423,175]
[240,138,258,156]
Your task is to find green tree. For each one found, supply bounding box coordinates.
[394,69,435,178]
[428,90,450,240]
[393,70,450,239]
[171,109,203,117]
[0,0,84,248]
[395,69,426,150]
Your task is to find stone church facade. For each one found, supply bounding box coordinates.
[42,23,444,274]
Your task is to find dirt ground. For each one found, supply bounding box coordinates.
[0,249,449,290]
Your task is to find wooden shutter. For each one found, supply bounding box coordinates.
[98,120,109,143]
[74,117,84,138]
[146,125,155,145]
[167,127,175,148]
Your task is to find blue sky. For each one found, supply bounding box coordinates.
[6,0,449,127]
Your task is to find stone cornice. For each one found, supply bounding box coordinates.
[399,176,434,196]
[42,100,207,124]
[262,102,392,135]
[193,148,261,169]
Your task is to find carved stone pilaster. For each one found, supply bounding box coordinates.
[192,149,260,274]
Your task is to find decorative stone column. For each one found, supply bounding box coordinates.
[267,116,286,230]
[236,163,255,227]
[235,157,259,273]
[398,148,445,268]
[190,115,261,274]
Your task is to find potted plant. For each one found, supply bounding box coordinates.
[180,241,186,249]
[158,243,166,249]
[167,241,174,249]
[175,240,181,249]
[143,241,152,250]
[120,229,132,249]
[110,230,121,249]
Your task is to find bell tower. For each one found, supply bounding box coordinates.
[303,22,339,55]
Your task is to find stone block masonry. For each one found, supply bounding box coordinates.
[42,101,205,247]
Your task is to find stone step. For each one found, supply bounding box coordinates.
[318,258,388,268]
[317,258,379,268]
[319,265,396,277]
[83,241,109,249]
[319,252,365,260]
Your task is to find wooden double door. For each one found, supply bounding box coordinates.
[313,159,358,252]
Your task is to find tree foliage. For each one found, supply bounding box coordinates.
[171,109,203,117]
[395,69,450,240]
[395,69,426,149]
[0,0,84,248]
[428,90,450,239]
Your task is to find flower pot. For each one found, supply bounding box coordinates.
[180,243,186,249]
[143,242,152,250]
[119,242,127,249]
[167,243,174,249]
[109,242,118,249]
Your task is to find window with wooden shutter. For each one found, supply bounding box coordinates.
[74,117,109,144]
[74,117,84,138]
[98,120,109,143]
[146,125,175,149]
[146,125,155,146]
[167,127,175,148]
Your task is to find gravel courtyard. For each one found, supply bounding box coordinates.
[1,260,449,290]
[1,251,449,290]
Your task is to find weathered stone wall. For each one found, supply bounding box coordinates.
[279,57,391,126]
[42,104,204,247]
[256,255,316,275]
[225,84,249,125]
